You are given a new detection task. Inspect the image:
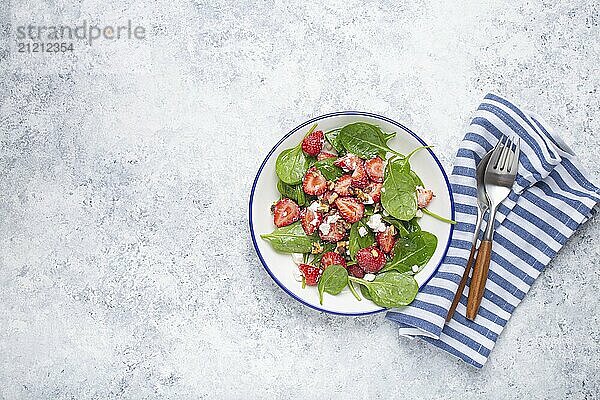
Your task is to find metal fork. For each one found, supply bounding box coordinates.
[466,136,520,320]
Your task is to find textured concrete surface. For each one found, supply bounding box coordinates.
[1,1,599,399]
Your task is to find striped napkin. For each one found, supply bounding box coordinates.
[386,93,600,368]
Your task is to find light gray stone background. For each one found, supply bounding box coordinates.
[1,0,599,398]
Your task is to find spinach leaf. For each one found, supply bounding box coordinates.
[348,217,375,259]
[277,180,306,206]
[275,124,317,184]
[405,217,421,233]
[381,231,437,273]
[359,284,372,300]
[349,272,419,308]
[314,158,344,181]
[261,222,317,253]
[381,157,417,220]
[422,208,457,225]
[410,170,424,187]
[382,215,410,237]
[318,265,348,305]
[325,129,345,154]
[337,122,401,159]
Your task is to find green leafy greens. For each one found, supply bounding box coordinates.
[275,124,316,184]
[260,222,316,253]
[318,265,349,305]
[337,122,401,159]
[349,272,419,308]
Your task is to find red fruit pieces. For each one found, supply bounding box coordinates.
[364,182,383,203]
[334,174,353,196]
[365,157,384,183]
[298,264,321,286]
[320,251,347,269]
[335,197,364,223]
[334,153,361,171]
[317,152,336,161]
[417,187,434,208]
[303,167,327,196]
[351,161,369,189]
[376,225,396,254]
[347,264,365,279]
[272,198,300,227]
[319,217,347,243]
[356,246,386,273]
[301,130,324,156]
[300,208,323,235]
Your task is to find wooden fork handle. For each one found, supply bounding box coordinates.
[445,244,477,322]
[466,240,492,320]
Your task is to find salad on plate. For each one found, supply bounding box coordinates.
[261,122,454,308]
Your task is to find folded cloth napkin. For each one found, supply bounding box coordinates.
[386,93,600,368]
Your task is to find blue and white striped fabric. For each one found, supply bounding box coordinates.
[386,93,600,368]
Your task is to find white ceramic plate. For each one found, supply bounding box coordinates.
[249,112,455,316]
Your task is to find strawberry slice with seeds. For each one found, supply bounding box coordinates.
[334,153,361,171]
[365,157,384,183]
[320,251,347,269]
[376,225,396,254]
[298,264,321,286]
[351,161,369,189]
[417,187,434,208]
[300,208,323,235]
[364,182,383,203]
[317,152,337,161]
[356,246,386,274]
[302,167,327,196]
[301,130,324,156]
[334,174,353,196]
[347,264,365,278]
[272,198,300,227]
[335,197,365,223]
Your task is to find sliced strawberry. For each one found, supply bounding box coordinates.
[351,161,369,189]
[376,225,396,254]
[335,197,364,223]
[334,153,361,171]
[365,157,384,183]
[363,182,383,203]
[302,167,327,196]
[301,130,324,156]
[317,152,337,161]
[273,198,300,227]
[356,246,386,273]
[334,174,353,196]
[347,264,365,279]
[319,218,347,243]
[300,208,323,235]
[320,251,347,269]
[298,264,321,286]
[417,187,434,208]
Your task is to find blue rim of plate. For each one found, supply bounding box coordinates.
[249,111,455,316]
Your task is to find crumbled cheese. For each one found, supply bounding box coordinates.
[291,253,304,265]
[308,201,319,212]
[322,141,336,154]
[364,273,376,282]
[358,226,368,237]
[415,209,424,218]
[380,187,386,193]
[367,213,386,233]
[293,268,303,282]
[411,265,419,273]
[326,214,340,224]
[319,222,331,235]
[310,216,320,226]
[382,209,389,217]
